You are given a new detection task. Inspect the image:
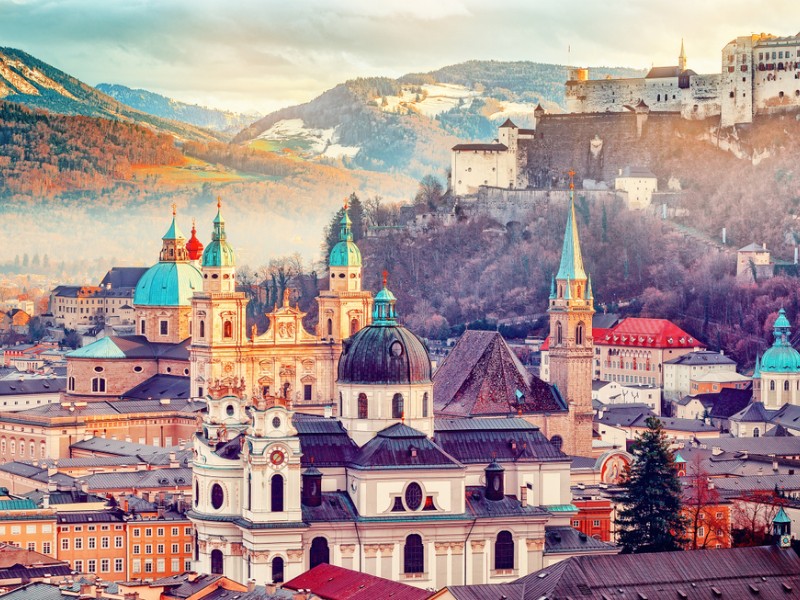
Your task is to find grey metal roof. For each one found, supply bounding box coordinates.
[544,526,619,554]
[301,491,358,523]
[86,467,192,490]
[121,374,190,400]
[465,487,549,518]
[731,401,776,423]
[349,424,463,470]
[71,437,184,456]
[0,583,70,600]
[0,378,65,396]
[664,350,736,366]
[434,417,539,432]
[434,425,567,464]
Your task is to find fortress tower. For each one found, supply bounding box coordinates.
[547,171,594,456]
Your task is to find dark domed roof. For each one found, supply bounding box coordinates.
[338,324,431,385]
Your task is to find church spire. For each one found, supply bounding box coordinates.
[556,171,587,282]
[679,38,687,71]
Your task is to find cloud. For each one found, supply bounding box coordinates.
[1,0,800,113]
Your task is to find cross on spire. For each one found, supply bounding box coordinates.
[344,197,349,211]
[568,169,576,191]
[171,203,177,216]
[382,270,388,287]
[217,195,222,209]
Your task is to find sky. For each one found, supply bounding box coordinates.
[1,0,799,114]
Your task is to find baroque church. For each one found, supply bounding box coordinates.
[187,186,608,588]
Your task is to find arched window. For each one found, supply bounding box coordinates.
[40,442,45,458]
[576,322,584,346]
[350,318,359,336]
[309,537,329,569]
[358,393,368,419]
[271,556,284,583]
[771,380,776,391]
[195,480,199,506]
[495,531,515,570]
[785,380,790,392]
[422,392,429,418]
[140,319,146,335]
[403,534,424,574]
[68,376,75,391]
[18,440,24,457]
[246,473,252,510]
[91,377,106,393]
[326,318,333,337]
[194,530,199,560]
[550,435,563,452]
[753,427,760,437]
[392,393,404,419]
[211,483,224,510]
[556,321,563,346]
[199,320,205,338]
[210,549,224,575]
[223,320,233,339]
[271,475,284,512]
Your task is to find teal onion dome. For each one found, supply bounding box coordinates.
[329,207,362,268]
[133,262,203,307]
[201,202,236,268]
[761,309,800,373]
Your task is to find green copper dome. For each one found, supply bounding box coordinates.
[761,309,800,373]
[329,208,362,268]
[133,262,203,307]
[201,205,235,268]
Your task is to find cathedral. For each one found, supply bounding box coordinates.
[187,187,607,588]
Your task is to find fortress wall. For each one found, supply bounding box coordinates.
[521,112,705,186]
[753,67,800,115]
[465,187,619,223]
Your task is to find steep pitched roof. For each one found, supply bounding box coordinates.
[731,401,776,423]
[433,330,564,417]
[556,193,587,281]
[349,424,462,470]
[664,350,736,366]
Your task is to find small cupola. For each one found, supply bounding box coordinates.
[773,506,792,548]
[485,460,505,501]
[301,463,323,507]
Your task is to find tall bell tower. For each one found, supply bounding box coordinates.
[548,171,594,456]
[316,203,373,342]
[190,198,248,399]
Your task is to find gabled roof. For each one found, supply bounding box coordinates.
[708,387,753,419]
[433,330,564,417]
[294,414,359,467]
[595,317,702,349]
[731,401,776,423]
[0,378,64,396]
[99,267,148,289]
[664,350,736,366]
[67,336,126,359]
[121,374,190,400]
[66,335,188,361]
[740,242,769,252]
[544,526,619,555]
[349,424,462,470]
[284,563,433,600]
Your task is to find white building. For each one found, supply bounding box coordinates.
[614,167,658,210]
[662,350,737,401]
[592,380,661,415]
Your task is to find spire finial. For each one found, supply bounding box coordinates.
[344,197,349,211]
[217,195,222,209]
[568,169,576,191]
[382,270,388,287]
[171,203,177,216]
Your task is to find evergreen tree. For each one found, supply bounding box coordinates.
[348,192,366,242]
[617,416,687,553]
[322,207,346,262]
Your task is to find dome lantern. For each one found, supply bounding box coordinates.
[373,271,398,325]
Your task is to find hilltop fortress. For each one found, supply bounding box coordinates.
[452,33,800,198]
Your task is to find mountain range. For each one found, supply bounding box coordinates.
[95,83,261,134]
[0,47,223,142]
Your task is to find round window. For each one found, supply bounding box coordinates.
[405,482,423,511]
[390,341,404,357]
[272,416,281,429]
[226,405,235,417]
[133,366,143,373]
[93,366,104,373]
[211,483,224,509]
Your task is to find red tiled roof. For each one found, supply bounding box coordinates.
[540,337,549,351]
[284,563,433,600]
[594,318,702,349]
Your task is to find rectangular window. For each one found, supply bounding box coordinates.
[74,560,83,574]
[101,525,109,531]
[185,559,192,571]
[26,525,36,534]
[304,384,312,401]
[10,526,20,535]
[145,528,152,537]
[171,559,180,572]
[42,524,52,533]
[157,544,165,554]
[145,544,153,554]
[87,559,96,573]
[75,538,83,550]
[132,559,141,574]
[172,527,179,537]
[133,545,141,554]
[593,520,601,527]
[160,321,168,336]
[61,539,69,551]
[157,528,165,537]
[88,525,96,532]
[115,558,124,572]
[115,536,124,548]
[27,542,35,551]
[157,559,165,572]
[43,542,51,555]
[172,544,179,554]
[101,537,109,549]
[101,559,110,572]
[184,527,192,536]
[185,543,192,553]
[132,528,140,537]
[145,561,153,573]
[88,537,96,549]
[573,520,580,527]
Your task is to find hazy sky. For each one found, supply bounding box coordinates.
[2,0,799,114]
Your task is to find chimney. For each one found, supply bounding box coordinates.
[771,454,779,472]
[324,405,332,419]
[711,446,723,456]
[763,242,767,250]
[265,584,277,595]
[169,452,178,468]
[520,486,527,508]
[79,584,93,597]
[247,580,256,593]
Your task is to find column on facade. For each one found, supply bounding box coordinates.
[470,539,485,585]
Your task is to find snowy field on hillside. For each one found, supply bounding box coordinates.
[256,118,360,159]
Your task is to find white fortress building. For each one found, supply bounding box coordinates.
[566,34,800,127]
